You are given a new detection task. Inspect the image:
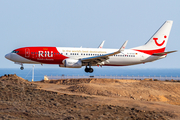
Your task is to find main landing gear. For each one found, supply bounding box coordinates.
[85,66,93,73]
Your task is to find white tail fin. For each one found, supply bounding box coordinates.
[133,21,173,53]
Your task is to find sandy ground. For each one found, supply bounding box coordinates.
[35,78,180,119]
[0,75,180,119]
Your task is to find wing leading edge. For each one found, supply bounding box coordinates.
[81,40,128,65]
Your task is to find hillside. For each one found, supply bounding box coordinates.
[0,74,180,119]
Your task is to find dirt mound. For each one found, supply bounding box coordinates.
[0,75,179,119]
[41,78,93,85]
[68,83,122,96]
[0,74,29,83]
[40,78,123,85]
[47,78,180,105]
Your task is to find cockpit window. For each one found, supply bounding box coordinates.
[11,50,19,53]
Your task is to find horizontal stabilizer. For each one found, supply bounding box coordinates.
[153,50,177,56]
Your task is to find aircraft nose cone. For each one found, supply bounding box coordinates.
[5,53,11,60]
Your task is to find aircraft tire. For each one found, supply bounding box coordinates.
[89,68,93,73]
[20,67,24,70]
[85,68,93,73]
[85,68,89,72]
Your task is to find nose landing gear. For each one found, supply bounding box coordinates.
[20,66,24,70]
[20,64,24,70]
[15,62,24,70]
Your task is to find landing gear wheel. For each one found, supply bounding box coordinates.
[20,66,24,70]
[85,68,89,72]
[84,66,94,73]
[89,68,93,73]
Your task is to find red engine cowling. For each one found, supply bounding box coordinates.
[59,59,82,68]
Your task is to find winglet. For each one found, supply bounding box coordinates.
[119,40,128,52]
[98,40,105,48]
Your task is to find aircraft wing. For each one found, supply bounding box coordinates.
[153,50,177,56]
[81,40,128,65]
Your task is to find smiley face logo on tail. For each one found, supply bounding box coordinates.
[153,35,166,46]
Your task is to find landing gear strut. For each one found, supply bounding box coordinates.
[85,66,93,73]
[20,64,24,70]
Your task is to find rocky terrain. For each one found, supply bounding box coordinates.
[0,74,180,119]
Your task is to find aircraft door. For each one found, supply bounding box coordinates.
[25,48,30,58]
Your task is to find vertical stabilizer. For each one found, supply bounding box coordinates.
[133,21,173,53]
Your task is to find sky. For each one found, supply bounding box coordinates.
[0,0,180,69]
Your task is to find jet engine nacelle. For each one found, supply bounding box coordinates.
[59,59,82,68]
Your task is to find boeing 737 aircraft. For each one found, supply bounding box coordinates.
[5,21,176,73]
